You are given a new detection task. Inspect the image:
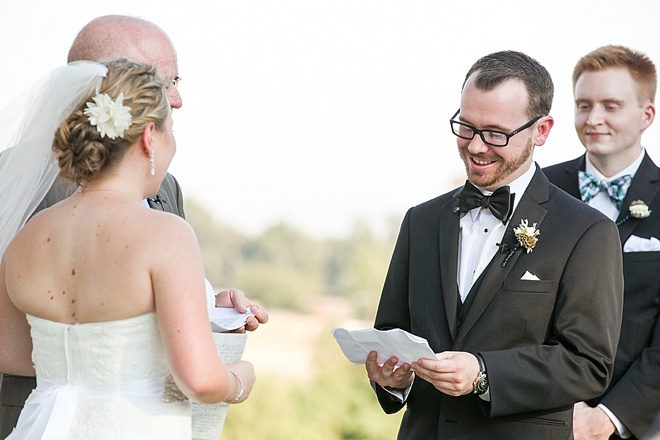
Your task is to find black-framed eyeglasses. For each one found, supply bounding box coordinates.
[449,109,542,147]
[166,76,182,89]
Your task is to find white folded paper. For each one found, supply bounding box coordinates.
[191,333,247,440]
[331,327,436,367]
[210,307,254,332]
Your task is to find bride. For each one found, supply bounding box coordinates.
[0,59,255,439]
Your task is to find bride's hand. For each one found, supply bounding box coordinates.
[215,289,269,332]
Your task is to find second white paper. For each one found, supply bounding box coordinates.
[332,327,436,367]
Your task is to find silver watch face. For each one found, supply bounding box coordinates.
[473,372,488,395]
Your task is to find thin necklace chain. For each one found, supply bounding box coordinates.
[77,188,143,203]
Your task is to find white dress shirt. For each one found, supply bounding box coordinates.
[457,164,536,302]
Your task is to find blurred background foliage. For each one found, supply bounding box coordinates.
[185,199,405,439]
[221,329,404,440]
[187,200,395,320]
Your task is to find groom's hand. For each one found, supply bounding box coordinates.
[215,289,269,333]
[366,351,414,390]
[411,351,478,396]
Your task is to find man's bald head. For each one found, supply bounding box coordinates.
[68,15,182,108]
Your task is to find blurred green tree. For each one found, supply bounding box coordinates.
[185,201,392,318]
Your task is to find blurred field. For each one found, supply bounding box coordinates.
[221,298,404,440]
[244,297,366,381]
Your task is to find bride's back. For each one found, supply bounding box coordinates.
[2,59,178,326]
[5,193,162,324]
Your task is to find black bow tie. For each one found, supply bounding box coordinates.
[458,181,514,223]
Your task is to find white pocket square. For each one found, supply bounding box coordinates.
[521,271,540,281]
[623,235,660,253]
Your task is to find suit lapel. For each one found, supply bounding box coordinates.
[558,156,585,200]
[453,167,549,347]
[439,189,462,341]
[616,152,660,244]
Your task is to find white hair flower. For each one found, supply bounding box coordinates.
[84,92,132,139]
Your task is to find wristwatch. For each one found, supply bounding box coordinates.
[472,353,489,395]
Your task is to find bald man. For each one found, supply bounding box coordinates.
[0,16,266,436]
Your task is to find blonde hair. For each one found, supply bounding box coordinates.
[573,45,657,104]
[53,58,169,184]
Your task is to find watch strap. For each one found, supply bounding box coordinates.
[476,353,486,374]
[472,353,489,395]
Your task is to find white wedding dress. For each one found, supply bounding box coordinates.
[6,312,191,440]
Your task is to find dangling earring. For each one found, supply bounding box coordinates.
[150,149,155,176]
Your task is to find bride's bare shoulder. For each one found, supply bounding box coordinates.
[142,208,198,243]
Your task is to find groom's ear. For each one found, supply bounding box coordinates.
[532,115,554,147]
[140,123,157,155]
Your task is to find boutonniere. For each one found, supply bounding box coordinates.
[629,200,652,219]
[617,200,652,226]
[499,219,540,267]
[513,219,540,253]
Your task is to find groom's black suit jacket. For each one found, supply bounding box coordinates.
[0,173,184,438]
[544,152,660,439]
[374,165,624,440]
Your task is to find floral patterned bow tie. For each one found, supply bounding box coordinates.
[578,171,632,210]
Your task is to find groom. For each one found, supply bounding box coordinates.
[0,15,267,437]
[366,50,624,439]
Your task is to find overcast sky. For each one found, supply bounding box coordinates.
[3,0,660,238]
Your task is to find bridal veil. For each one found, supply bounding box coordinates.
[0,62,108,257]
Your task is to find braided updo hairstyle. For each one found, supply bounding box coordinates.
[53,58,169,185]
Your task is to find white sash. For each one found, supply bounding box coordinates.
[7,376,164,440]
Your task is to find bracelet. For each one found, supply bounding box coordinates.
[228,370,244,404]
